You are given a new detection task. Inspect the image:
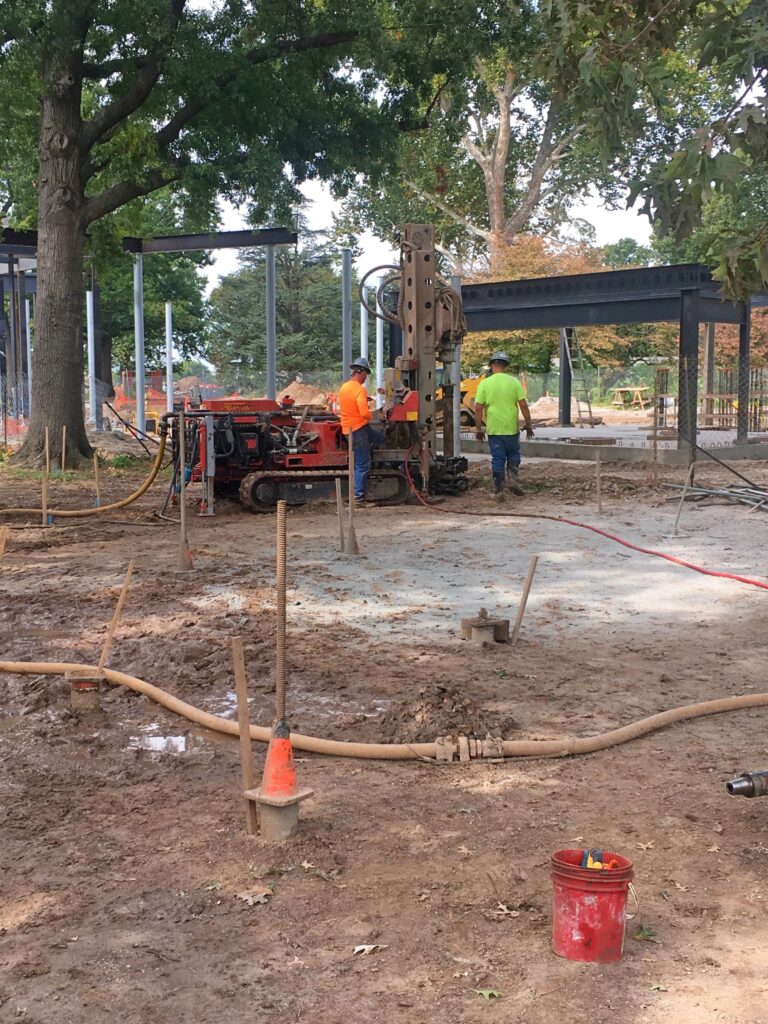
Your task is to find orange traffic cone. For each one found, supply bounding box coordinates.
[261,723,300,799]
[248,720,313,842]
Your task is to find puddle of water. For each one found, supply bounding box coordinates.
[128,734,189,753]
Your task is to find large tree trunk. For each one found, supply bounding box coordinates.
[13,70,90,467]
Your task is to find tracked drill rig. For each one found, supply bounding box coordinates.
[170,224,468,513]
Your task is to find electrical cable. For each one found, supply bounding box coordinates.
[105,401,161,448]
[3,659,768,762]
[402,458,768,593]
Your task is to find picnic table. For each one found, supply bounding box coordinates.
[611,386,651,411]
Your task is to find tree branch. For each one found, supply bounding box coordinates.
[154,30,358,150]
[82,56,149,79]
[405,180,488,241]
[503,104,584,239]
[81,0,186,151]
[83,167,181,224]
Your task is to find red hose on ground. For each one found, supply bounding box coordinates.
[405,461,768,593]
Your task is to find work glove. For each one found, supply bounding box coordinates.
[475,429,485,441]
[525,425,535,439]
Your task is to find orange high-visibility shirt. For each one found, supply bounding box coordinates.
[338,379,372,434]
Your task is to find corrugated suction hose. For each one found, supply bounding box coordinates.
[2,660,767,762]
[0,434,168,519]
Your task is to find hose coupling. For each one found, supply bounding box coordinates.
[726,770,768,798]
[434,734,504,762]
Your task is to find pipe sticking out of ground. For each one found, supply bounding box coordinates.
[3,660,768,763]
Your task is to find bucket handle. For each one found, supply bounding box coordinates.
[626,882,639,921]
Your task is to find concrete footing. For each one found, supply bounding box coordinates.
[243,786,314,842]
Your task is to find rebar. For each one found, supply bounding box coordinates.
[275,498,287,722]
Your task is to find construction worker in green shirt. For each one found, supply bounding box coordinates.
[474,351,534,500]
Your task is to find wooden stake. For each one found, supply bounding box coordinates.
[673,462,696,537]
[335,477,345,552]
[0,526,8,563]
[44,426,50,476]
[232,637,259,835]
[93,453,102,506]
[61,424,66,474]
[511,555,539,647]
[98,560,134,673]
[41,468,49,528]
[595,450,603,514]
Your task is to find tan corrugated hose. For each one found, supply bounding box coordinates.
[0,434,167,519]
[2,660,767,761]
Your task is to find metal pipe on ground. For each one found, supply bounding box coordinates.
[275,500,287,722]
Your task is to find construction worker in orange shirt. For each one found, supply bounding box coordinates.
[338,357,384,507]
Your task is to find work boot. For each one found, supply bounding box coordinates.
[507,468,524,497]
[492,472,505,502]
[354,496,371,510]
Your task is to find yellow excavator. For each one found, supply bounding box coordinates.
[435,370,487,428]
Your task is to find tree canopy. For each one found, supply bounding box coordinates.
[1,0,509,463]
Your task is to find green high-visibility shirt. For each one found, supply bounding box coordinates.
[475,373,526,435]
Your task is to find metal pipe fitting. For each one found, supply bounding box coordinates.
[726,770,768,798]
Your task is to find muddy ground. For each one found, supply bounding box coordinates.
[1,453,768,1024]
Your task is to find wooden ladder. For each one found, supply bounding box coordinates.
[561,327,594,428]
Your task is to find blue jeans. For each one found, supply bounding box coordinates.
[488,433,521,476]
[351,424,384,498]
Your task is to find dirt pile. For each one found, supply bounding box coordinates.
[378,682,516,742]
[277,379,330,408]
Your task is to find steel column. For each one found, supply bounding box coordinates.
[86,289,97,425]
[24,297,32,416]
[165,301,174,413]
[6,255,17,416]
[133,254,146,433]
[449,274,462,458]
[737,304,751,442]
[360,285,369,360]
[342,248,352,378]
[678,288,700,459]
[558,328,572,427]
[375,279,385,408]
[17,272,28,415]
[266,246,276,401]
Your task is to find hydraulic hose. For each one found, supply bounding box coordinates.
[3,660,768,762]
[0,433,167,520]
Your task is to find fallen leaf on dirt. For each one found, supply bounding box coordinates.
[650,984,669,992]
[633,924,658,943]
[636,841,655,851]
[236,887,272,906]
[204,882,223,891]
[569,836,584,844]
[353,944,388,956]
[301,860,315,870]
[458,845,472,855]
[416,892,430,902]
[674,881,688,892]
[707,844,720,853]
[475,989,502,1000]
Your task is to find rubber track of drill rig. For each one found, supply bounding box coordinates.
[238,469,409,512]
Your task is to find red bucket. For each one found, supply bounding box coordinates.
[550,849,634,963]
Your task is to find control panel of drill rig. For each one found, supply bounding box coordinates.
[168,224,468,514]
